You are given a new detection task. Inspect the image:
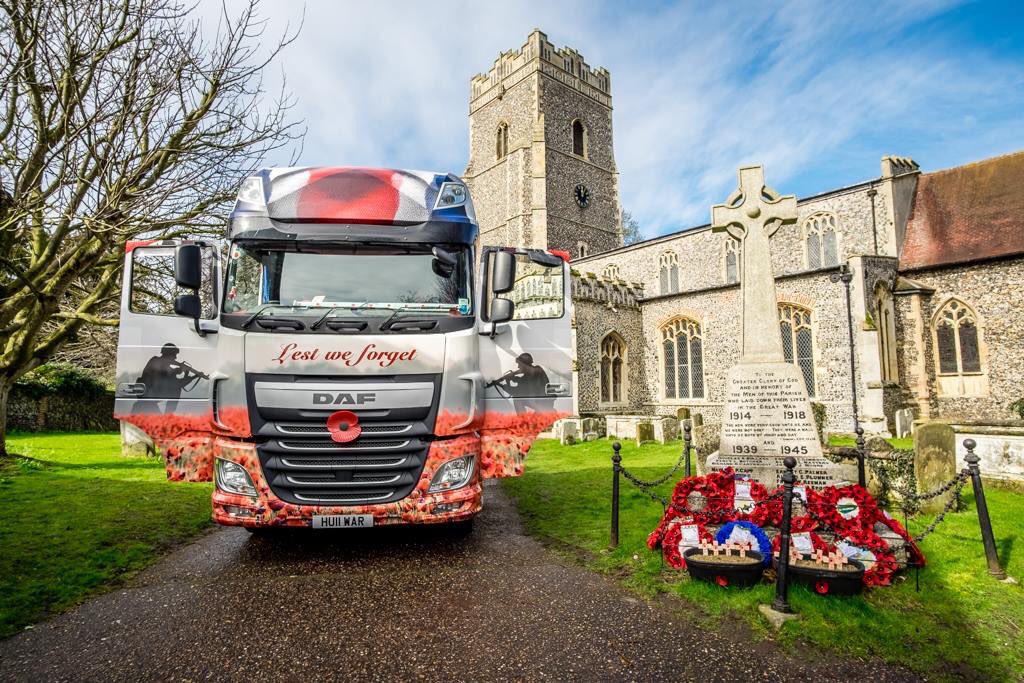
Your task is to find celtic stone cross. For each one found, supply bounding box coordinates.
[711,166,797,364]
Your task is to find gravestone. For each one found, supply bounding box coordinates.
[652,416,678,444]
[636,421,655,447]
[914,422,956,513]
[581,416,603,441]
[895,408,914,438]
[704,166,853,487]
[559,419,579,446]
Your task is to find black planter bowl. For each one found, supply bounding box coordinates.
[786,558,866,596]
[683,548,765,588]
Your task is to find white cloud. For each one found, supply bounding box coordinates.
[202,0,1024,239]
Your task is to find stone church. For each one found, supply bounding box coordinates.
[465,30,1024,450]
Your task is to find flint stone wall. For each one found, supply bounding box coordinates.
[7,386,118,432]
[895,258,1024,424]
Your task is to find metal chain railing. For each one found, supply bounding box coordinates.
[609,438,1009,583]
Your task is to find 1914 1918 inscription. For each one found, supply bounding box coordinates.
[719,365,822,459]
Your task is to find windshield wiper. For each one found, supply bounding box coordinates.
[310,302,370,330]
[241,306,304,331]
[379,307,443,331]
[241,305,276,329]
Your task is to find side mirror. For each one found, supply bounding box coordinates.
[175,244,202,290]
[490,297,514,324]
[431,246,457,278]
[174,293,202,320]
[491,250,516,294]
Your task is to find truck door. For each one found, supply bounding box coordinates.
[477,248,573,477]
[114,241,220,481]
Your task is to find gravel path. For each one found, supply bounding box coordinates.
[0,482,920,682]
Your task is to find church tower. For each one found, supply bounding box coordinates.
[464,30,622,258]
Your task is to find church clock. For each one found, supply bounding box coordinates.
[574,183,591,208]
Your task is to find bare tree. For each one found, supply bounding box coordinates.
[621,209,643,245]
[0,0,302,456]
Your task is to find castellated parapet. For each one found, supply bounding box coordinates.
[470,30,611,110]
[571,272,643,309]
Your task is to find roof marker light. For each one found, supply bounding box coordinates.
[237,176,265,205]
[434,182,468,209]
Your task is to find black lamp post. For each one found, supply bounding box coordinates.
[830,263,866,487]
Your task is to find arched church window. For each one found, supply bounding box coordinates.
[875,284,898,382]
[804,212,840,269]
[496,122,509,160]
[658,251,679,294]
[778,304,816,397]
[725,238,741,284]
[660,318,704,400]
[602,264,619,280]
[578,242,589,258]
[600,332,627,405]
[933,299,983,376]
[571,119,588,158]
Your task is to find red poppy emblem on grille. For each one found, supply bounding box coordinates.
[715,575,728,587]
[327,410,361,443]
[815,580,830,594]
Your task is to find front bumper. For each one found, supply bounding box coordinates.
[210,434,483,527]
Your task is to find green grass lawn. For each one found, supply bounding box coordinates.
[828,433,915,450]
[0,432,213,638]
[503,438,1024,681]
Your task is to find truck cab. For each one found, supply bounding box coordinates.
[115,167,572,528]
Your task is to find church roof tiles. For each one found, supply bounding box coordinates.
[899,150,1024,271]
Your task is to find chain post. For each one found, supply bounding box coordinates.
[963,439,1007,579]
[772,457,797,614]
[683,422,693,478]
[610,441,622,549]
[855,426,867,488]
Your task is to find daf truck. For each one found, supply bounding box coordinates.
[115,167,572,529]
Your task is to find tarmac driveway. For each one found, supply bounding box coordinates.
[0,482,918,682]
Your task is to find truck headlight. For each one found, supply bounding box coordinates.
[215,458,257,497]
[434,182,468,209]
[429,455,475,493]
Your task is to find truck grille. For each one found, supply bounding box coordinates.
[274,422,412,436]
[257,429,428,506]
[246,373,440,508]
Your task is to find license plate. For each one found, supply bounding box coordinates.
[312,514,374,529]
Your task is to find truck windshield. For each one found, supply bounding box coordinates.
[222,242,472,317]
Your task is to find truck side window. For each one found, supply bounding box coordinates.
[129,246,217,319]
[488,252,564,320]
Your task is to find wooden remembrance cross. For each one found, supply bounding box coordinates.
[707,166,849,487]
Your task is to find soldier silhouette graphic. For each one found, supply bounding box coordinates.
[137,343,209,404]
[486,353,554,414]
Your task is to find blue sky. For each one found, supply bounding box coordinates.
[208,0,1024,239]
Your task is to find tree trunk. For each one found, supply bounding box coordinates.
[0,379,10,459]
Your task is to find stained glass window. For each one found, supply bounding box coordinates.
[661,318,704,399]
[725,238,741,284]
[935,299,983,376]
[600,333,626,405]
[659,251,679,295]
[804,213,839,269]
[779,304,816,397]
